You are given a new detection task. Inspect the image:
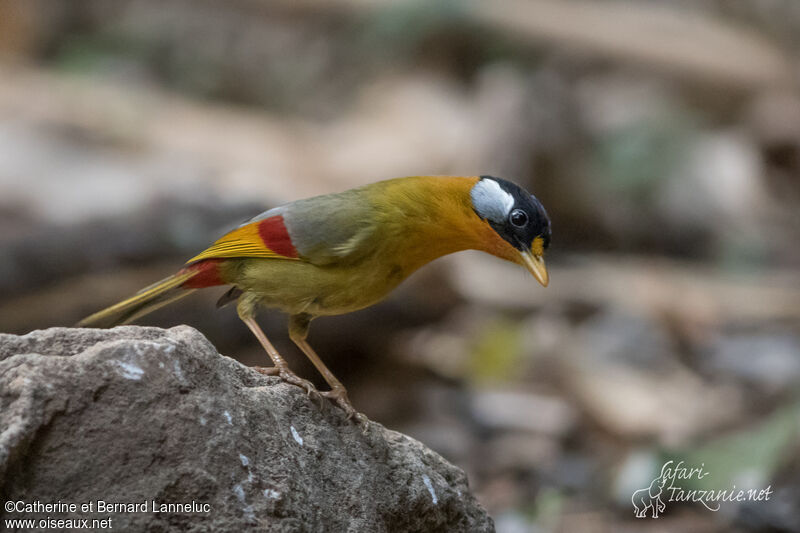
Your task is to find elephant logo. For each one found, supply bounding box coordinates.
[631,462,670,518]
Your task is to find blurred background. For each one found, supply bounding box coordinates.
[1,0,800,531]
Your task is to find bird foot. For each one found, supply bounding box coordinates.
[252,365,279,376]
[252,366,320,400]
[320,387,368,429]
[253,367,367,428]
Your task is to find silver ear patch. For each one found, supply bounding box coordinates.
[471,179,514,222]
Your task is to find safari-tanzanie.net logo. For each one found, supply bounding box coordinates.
[631,460,773,519]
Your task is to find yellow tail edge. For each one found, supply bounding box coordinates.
[77,270,197,328]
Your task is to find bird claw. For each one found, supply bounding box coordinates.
[253,366,321,400]
[356,413,370,434]
[252,365,279,376]
[320,388,368,428]
[279,370,320,400]
[253,367,366,427]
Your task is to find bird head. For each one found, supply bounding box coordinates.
[470,175,551,287]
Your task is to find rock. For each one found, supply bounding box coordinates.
[707,332,800,391]
[470,390,576,437]
[561,311,745,445]
[0,326,493,532]
[484,434,559,471]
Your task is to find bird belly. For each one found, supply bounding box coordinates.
[231,258,406,316]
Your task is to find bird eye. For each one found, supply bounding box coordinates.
[509,209,528,227]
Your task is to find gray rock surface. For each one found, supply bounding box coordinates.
[0,326,493,532]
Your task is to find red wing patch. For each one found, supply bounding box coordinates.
[187,215,300,264]
[257,216,298,258]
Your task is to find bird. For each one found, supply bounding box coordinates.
[79,175,551,419]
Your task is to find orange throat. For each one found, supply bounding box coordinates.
[375,176,520,273]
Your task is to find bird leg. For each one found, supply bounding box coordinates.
[289,314,366,424]
[237,301,318,397]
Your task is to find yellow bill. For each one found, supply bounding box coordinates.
[520,249,549,287]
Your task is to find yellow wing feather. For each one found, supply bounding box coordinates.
[187,221,298,263]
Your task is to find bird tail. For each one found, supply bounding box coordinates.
[77,260,225,328]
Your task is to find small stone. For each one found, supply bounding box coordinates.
[471,389,576,437]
